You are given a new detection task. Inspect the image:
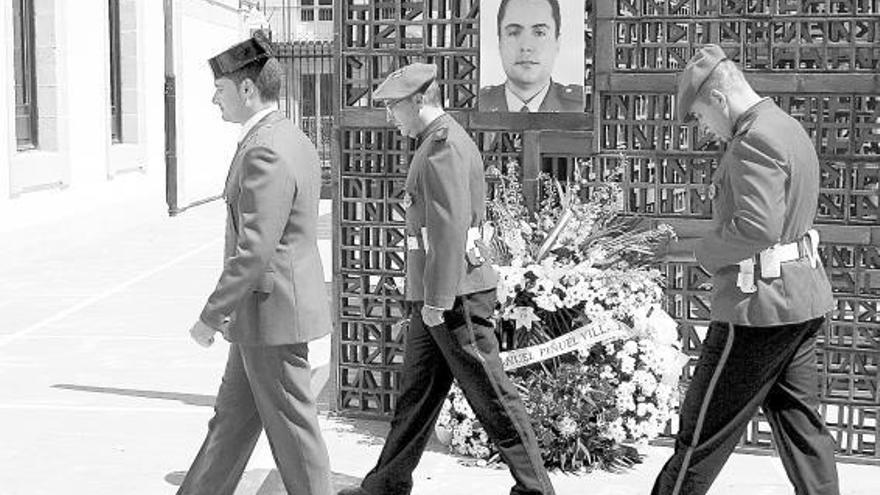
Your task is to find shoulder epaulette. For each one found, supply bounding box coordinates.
[559,83,584,101]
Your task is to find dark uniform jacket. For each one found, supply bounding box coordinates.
[404,114,498,309]
[478,81,583,112]
[200,111,332,345]
[696,98,834,326]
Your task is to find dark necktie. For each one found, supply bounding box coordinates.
[519,104,530,113]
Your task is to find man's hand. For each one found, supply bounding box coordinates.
[189,320,218,348]
[421,305,446,327]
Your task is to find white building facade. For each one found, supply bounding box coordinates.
[0,0,261,230]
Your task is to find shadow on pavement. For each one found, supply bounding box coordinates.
[51,383,215,407]
[252,470,363,495]
[163,469,362,494]
[322,413,389,447]
[322,412,448,454]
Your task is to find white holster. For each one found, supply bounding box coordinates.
[736,229,820,293]
[737,258,757,293]
[465,227,485,265]
[408,226,482,258]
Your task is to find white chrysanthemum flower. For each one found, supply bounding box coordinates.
[438,409,451,425]
[509,306,541,330]
[556,415,579,438]
[533,292,562,312]
[459,418,473,434]
[655,382,673,402]
[616,381,637,412]
[471,444,491,459]
[644,307,679,345]
[605,418,627,444]
[632,368,658,396]
[620,355,636,374]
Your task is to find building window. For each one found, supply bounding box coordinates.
[12,0,38,151]
[109,0,122,143]
[300,0,314,21]
[301,0,332,22]
[318,0,333,21]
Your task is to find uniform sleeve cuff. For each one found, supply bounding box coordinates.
[424,297,453,311]
[424,302,451,312]
[199,309,225,332]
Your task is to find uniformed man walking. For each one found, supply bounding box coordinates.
[179,34,332,495]
[653,45,840,495]
[337,63,555,495]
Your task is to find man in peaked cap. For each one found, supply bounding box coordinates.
[652,44,840,495]
[178,33,333,495]
[337,63,555,495]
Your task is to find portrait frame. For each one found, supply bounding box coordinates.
[479,0,585,113]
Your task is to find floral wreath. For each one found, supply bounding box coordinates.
[434,156,688,472]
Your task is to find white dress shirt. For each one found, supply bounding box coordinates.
[505,82,550,112]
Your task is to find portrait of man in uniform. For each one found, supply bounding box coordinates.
[479,0,584,113]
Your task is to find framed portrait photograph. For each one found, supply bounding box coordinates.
[479,0,585,113]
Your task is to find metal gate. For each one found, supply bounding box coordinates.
[332,0,880,462]
[272,40,335,196]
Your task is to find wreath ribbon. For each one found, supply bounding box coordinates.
[499,320,631,371]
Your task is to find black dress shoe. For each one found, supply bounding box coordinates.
[337,487,371,495]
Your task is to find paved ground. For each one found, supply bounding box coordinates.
[1,191,877,494]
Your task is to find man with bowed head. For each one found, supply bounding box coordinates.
[337,62,556,495]
[178,33,333,495]
[653,44,840,495]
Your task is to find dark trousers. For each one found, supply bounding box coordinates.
[177,343,331,495]
[652,317,839,495]
[360,289,555,495]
